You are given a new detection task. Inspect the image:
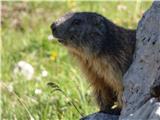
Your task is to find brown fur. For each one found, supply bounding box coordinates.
[68,47,123,111]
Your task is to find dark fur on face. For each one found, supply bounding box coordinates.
[51,12,109,54]
[51,12,136,114]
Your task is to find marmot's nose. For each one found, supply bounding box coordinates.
[51,22,57,32]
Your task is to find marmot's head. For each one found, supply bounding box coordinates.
[51,12,109,55]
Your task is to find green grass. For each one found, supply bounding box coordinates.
[1,1,152,120]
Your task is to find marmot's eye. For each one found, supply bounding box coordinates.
[72,19,82,25]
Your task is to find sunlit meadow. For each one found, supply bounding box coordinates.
[1,1,152,120]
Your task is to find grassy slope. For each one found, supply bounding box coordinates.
[1,1,151,120]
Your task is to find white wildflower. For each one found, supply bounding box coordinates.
[7,84,14,93]
[65,98,70,103]
[117,5,127,11]
[14,61,34,80]
[35,88,42,95]
[41,70,48,77]
[48,34,55,41]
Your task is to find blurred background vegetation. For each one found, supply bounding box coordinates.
[1,1,152,120]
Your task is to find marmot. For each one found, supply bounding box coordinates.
[50,12,136,115]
